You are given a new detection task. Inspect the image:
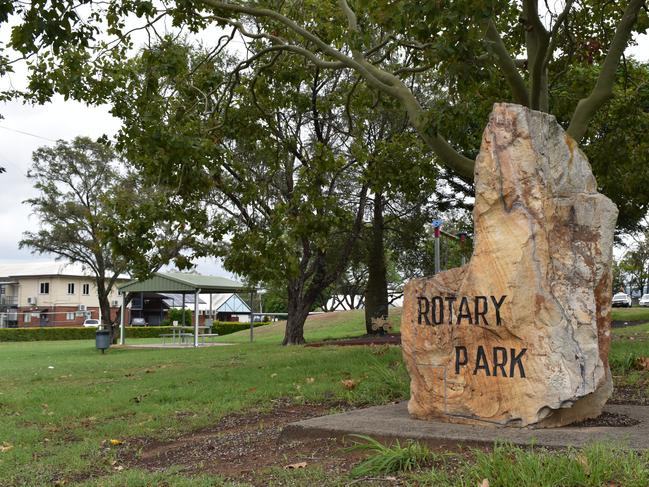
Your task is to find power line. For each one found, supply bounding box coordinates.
[0,125,58,143]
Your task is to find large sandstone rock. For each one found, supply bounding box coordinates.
[401,103,618,428]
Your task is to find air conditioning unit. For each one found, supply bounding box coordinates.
[27,297,37,305]
[111,300,119,307]
[78,304,87,311]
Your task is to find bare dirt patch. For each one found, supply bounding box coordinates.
[571,410,640,427]
[610,385,649,406]
[121,398,366,485]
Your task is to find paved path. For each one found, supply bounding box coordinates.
[282,402,649,449]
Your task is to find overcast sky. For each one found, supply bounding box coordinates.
[0,27,647,273]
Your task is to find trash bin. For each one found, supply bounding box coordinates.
[96,329,111,353]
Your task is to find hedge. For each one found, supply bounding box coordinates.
[0,322,271,342]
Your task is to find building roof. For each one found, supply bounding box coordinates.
[118,272,252,294]
[170,293,251,313]
[160,293,204,305]
[0,261,130,280]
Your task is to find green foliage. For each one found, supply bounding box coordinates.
[19,137,129,324]
[617,227,649,294]
[0,327,97,342]
[348,435,436,477]
[551,60,649,233]
[162,308,193,326]
[261,287,288,314]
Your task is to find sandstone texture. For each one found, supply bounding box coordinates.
[401,103,618,428]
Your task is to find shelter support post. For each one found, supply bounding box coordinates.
[250,290,254,343]
[119,293,125,345]
[194,288,201,347]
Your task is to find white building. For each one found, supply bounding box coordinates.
[0,261,129,327]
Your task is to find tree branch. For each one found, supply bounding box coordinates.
[542,0,574,69]
[484,20,529,106]
[567,0,645,141]
[522,0,550,110]
[199,0,476,180]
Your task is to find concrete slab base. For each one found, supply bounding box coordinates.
[114,342,233,350]
[281,402,649,450]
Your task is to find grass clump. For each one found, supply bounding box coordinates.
[410,441,649,487]
[610,350,644,375]
[348,435,437,477]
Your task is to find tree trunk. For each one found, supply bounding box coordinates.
[364,193,389,335]
[283,283,311,345]
[96,277,115,342]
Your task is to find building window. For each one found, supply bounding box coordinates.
[24,313,31,323]
[67,283,75,295]
[39,282,49,294]
[82,284,90,295]
[66,312,75,320]
[0,286,5,295]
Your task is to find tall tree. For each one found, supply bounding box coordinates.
[108,42,376,344]
[21,137,128,334]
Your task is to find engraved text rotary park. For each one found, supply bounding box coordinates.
[415,294,527,378]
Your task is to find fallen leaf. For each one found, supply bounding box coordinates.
[341,379,358,390]
[0,443,13,452]
[577,454,590,475]
[270,373,277,378]
[114,465,124,471]
[305,377,315,384]
[284,462,307,470]
[247,387,257,393]
[479,480,489,487]
[637,357,649,369]
[109,439,123,446]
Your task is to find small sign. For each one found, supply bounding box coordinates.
[432,219,443,228]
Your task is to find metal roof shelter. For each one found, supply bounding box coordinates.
[117,272,254,347]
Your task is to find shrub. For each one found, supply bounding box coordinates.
[0,327,96,342]
[161,308,193,326]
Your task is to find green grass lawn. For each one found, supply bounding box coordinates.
[212,308,401,344]
[612,306,649,322]
[3,308,649,486]
[0,309,407,486]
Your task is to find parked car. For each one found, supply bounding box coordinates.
[131,317,147,326]
[612,292,632,307]
[639,294,649,307]
[82,319,100,327]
